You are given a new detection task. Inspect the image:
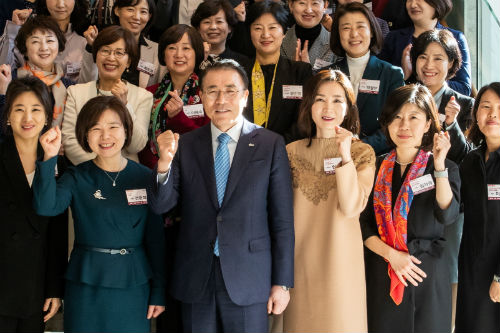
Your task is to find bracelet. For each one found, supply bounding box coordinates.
[434,168,448,178]
[494,275,500,283]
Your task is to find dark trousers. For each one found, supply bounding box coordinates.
[182,257,268,333]
[0,311,44,333]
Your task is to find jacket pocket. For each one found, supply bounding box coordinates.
[249,236,271,252]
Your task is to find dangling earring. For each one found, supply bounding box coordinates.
[126,67,130,73]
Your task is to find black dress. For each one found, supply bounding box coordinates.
[360,154,461,333]
[456,146,500,333]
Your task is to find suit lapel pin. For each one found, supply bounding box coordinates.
[249,143,255,147]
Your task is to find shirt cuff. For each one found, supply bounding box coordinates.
[157,170,169,185]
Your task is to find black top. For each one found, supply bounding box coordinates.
[295,24,321,51]
[260,63,276,99]
[121,35,149,86]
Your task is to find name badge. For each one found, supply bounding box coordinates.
[313,58,333,70]
[126,189,148,205]
[66,62,81,75]
[137,59,155,76]
[488,184,500,200]
[183,104,204,118]
[324,157,342,175]
[359,79,380,94]
[438,113,446,124]
[283,85,303,99]
[410,174,435,195]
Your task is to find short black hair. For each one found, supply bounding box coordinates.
[36,0,89,35]
[379,84,440,151]
[409,0,453,21]
[112,0,156,35]
[2,77,54,136]
[92,25,139,71]
[75,96,133,153]
[330,2,383,57]
[158,24,205,69]
[247,0,289,33]
[15,15,66,61]
[411,29,462,81]
[200,58,249,90]
[467,82,500,146]
[191,0,238,29]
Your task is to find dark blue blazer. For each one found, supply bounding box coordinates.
[330,54,404,154]
[379,22,471,96]
[148,120,294,306]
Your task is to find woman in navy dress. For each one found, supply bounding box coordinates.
[33,95,166,333]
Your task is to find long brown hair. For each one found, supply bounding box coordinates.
[298,69,360,147]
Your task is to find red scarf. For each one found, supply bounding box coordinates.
[373,149,430,305]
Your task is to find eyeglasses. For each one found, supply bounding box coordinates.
[98,48,128,59]
[204,89,240,100]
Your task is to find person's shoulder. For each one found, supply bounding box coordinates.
[281,56,312,72]
[127,81,153,97]
[125,159,151,176]
[67,81,94,95]
[143,37,158,49]
[372,55,402,72]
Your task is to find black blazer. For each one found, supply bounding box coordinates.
[243,56,312,143]
[439,86,475,164]
[0,137,67,318]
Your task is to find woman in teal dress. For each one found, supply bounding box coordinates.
[33,95,166,333]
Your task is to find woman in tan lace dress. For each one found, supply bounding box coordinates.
[273,69,375,332]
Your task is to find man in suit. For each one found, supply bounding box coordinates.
[148,59,294,332]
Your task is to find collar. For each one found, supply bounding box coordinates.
[139,34,148,47]
[346,51,370,65]
[433,82,448,106]
[211,117,244,144]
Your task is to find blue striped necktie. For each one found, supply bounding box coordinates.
[213,133,231,256]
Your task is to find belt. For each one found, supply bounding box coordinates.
[77,245,136,255]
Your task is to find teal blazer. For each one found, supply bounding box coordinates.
[329,54,404,154]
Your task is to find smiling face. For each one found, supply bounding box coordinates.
[45,0,75,23]
[387,103,431,149]
[25,29,59,71]
[311,81,347,137]
[96,38,131,82]
[164,32,196,77]
[476,89,500,142]
[8,91,47,142]
[198,9,231,50]
[87,109,126,158]
[114,0,151,38]
[406,0,436,25]
[201,68,249,132]
[250,13,285,58]
[289,0,327,29]
[416,42,452,94]
[338,11,371,58]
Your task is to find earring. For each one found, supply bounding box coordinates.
[6,121,10,126]
[126,67,130,73]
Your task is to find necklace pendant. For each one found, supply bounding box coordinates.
[113,181,116,187]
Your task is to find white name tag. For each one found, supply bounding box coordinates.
[283,85,303,99]
[488,184,500,200]
[313,58,333,70]
[66,62,81,75]
[359,79,380,94]
[183,104,204,118]
[126,189,148,205]
[438,113,446,123]
[410,174,435,195]
[137,59,155,76]
[324,157,342,175]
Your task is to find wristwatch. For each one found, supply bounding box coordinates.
[434,168,448,178]
[494,274,500,283]
[281,285,290,291]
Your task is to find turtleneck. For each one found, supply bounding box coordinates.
[295,24,322,51]
[346,51,371,98]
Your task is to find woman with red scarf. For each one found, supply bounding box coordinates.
[360,84,460,333]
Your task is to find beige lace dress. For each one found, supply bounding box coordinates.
[273,138,375,332]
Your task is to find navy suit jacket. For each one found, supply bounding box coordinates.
[379,22,471,96]
[148,120,294,306]
[330,54,404,154]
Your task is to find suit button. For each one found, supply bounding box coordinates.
[11,233,19,241]
[216,215,222,222]
[33,232,41,239]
